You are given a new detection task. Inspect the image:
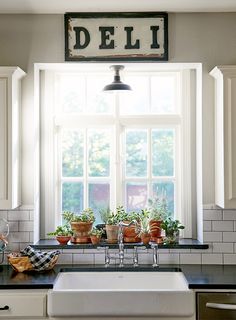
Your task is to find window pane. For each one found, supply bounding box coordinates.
[86,76,114,114]
[152,129,174,177]
[120,76,149,114]
[89,183,110,224]
[151,75,176,114]
[62,130,84,177]
[58,75,85,113]
[126,182,147,211]
[88,129,110,177]
[126,130,147,177]
[62,182,83,213]
[152,181,174,216]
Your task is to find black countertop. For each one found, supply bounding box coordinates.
[33,238,208,250]
[1,264,236,290]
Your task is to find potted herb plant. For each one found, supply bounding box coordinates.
[161,217,185,244]
[47,225,73,245]
[137,210,151,245]
[117,206,141,243]
[148,197,168,242]
[100,208,119,243]
[89,227,103,245]
[63,208,95,243]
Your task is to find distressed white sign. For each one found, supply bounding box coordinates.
[65,13,168,61]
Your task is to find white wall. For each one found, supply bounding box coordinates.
[0,13,236,205]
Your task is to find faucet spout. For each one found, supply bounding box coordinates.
[118,221,137,267]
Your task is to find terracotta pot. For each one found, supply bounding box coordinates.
[56,236,71,245]
[70,221,93,243]
[122,221,141,243]
[105,225,119,243]
[149,220,162,241]
[141,233,151,245]
[90,235,101,245]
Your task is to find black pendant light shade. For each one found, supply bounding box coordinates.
[103,65,132,91]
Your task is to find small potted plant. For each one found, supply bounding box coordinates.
[148,197,168,242]
[63,208,95,243]
[89,227,103,245]
[161,217,185,244]
[100,207,119,243]
[137,210,151,245]
[47,225,73,245]
[117,206,141,243]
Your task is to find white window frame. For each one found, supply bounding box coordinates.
[34,63,202,241]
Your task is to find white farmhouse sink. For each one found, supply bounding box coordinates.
[47,271,194,317]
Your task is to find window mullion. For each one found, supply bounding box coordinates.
[84,128,88,210]
[115,93,122,209]
[148,127,152,200]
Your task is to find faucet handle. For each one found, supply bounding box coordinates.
[151,243,158,249]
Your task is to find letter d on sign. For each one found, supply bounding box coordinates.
[73,27,90,49]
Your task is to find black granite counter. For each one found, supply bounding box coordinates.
[0,264,236,290]
[33,238,208,250]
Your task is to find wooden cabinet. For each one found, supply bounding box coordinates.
[0,289,47,318]
[0,67,25,209]
[210,66,236,208]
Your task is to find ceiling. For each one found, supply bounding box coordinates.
[0,0,236,14]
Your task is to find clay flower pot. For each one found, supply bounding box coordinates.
[140,232,151,245]
[90,235,101,245]
[70,221,93,243]
[105,225,119,243]
[122,221,141,243]
[149,220,162,241]
[56,236,71,245]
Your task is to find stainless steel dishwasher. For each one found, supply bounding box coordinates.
[197,292,236,319]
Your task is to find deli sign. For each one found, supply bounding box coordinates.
[65,12,168,61]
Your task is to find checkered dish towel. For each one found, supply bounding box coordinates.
[21,246,60,271]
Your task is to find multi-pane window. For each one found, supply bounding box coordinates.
[40,65,196,237]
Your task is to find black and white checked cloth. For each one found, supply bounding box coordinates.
[21,246,60,271]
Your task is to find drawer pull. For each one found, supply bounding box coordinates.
[206,302,236,311]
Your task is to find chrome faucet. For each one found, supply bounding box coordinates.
[151,243,159,267]
[118,220,137,267]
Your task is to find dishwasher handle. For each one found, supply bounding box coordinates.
[206,302,236,311]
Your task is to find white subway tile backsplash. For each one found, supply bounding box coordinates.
[203,221,212,231]
[180,253,201,264]
[202,253,223,264]
[73,253,94,264]
[138,253,153,265]
[58,253,73,264]
[223,210,236,220]
[203,232,222,242]
[94,253,106,265]
[0,211,8,220]
[159,253,179,264]
[19,221,34,232]
[29,211,34,221]
[8,210,30,221]
[223,232,236,242]
[62,249,84,254]
[223,254,236,265]
[213,242,234,253]
[203,210,222,221]
[8,221,19,232]
[6,242,20,252]
[8,232,30,243]
[212,221,234,232]
[29,232,34,243]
